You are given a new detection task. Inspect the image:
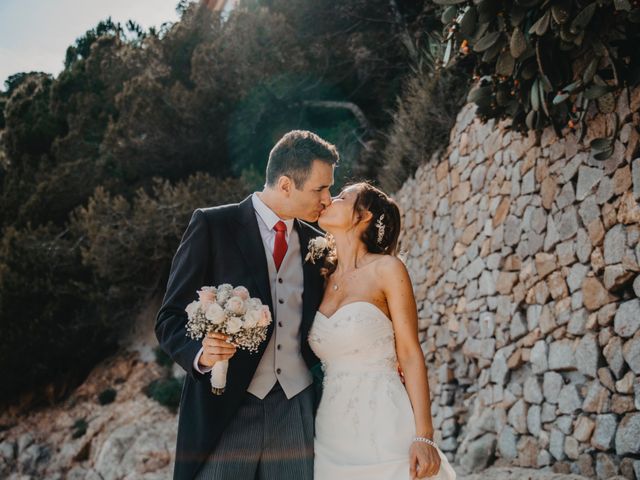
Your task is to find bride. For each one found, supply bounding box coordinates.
[309,182,456,480]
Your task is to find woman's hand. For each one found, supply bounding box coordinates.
[409,441,441,479]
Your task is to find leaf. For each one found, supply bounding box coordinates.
[510,6,528,26]
[597,92,616,113]
[529,10,551,36]
[584,84,612,99]
[539,77,550,117]
[593,146,614,160]
[473,31,501,52]
[563,80,583,93]
[442,6,458,24]
[630,8,640,23]
[613,0,631,11]
[468,85,494,104]
[496,50,515,77]
[516,0,542,6]
[510,27,528,59]
[482,37,504,62]
[432,0,467,4]
[443,39,453,67]
[552,92,570,105]
[551,0,572,24]
[459,6,478,37]
[531,79,540,111]
[526,109,537,129]
[570,3,597,34]
[582,57,599,84]
[590,137,613,151]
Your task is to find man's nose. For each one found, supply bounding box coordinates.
[321,191,333,206]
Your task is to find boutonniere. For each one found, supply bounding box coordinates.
[304,234,334,264]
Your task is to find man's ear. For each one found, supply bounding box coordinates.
[361,210,373,224]
[277,175,292,196]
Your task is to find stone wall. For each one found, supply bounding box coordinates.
[395,91,640,479]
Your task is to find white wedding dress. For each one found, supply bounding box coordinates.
[309,301,456,480]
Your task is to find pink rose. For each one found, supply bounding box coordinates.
[197,287,217,304]
[232,286,250,301]
[258,305,272,327]
[225,296,246,316]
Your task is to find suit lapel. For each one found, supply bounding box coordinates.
[295,220,323,333]
[234,196,274,317]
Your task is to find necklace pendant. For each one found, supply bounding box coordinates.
[333,284,339,291]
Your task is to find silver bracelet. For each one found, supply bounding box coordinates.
[413,436,437,448]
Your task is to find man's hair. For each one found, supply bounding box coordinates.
[265,130,339,188]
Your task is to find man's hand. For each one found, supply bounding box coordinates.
[198,332,237,368]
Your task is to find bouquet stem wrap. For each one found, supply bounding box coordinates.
[210,359,229,395]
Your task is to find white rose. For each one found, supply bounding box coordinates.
[225,296,246,316]
[185,300,200,319]
[243,309,261,328]
[232,286,250,300]
[226,316,243,334]
[245,298,263,311]
[313,236,329,249]
[204,302,225,325]
[258,305,272,327]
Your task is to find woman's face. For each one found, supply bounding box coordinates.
[318,185,362,233]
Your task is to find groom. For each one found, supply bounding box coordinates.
[155,130,337,480]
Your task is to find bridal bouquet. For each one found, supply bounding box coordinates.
[185,284,271,395]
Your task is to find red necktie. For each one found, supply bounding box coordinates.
[273,221,288,271]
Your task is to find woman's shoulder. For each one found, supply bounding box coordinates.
[371,254,408,277]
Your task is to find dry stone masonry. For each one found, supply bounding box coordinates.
[396,89,640,479]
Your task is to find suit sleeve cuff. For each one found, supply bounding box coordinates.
[193,346,213,374]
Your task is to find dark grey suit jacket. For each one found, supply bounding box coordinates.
[155,195,324,480]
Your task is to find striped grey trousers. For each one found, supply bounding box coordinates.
[194,382,314,480]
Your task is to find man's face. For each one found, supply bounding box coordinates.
[287,159,334,222]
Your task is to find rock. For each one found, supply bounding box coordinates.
[524,377,544,405]
[598,367,617,391]
[556,241,576,266]
[615,412,640,455]
[633,157,640,199]
[567,308,588,336]
[576,229,592,264]
[466,257,486,280]
[535,253,556,279]
[521,169,535,195]
[563,436,580,460]
[547,271,568,300]
[507,399,528,436]
[620,457,639,480]
[603,336,626,378]
[579,195,601,225]
[597,175,615,204]
[623,334,640,374]
[573,416,595,442]
[604,224,626,265]
[497,426,518,460]
[575,333,600,378]
[460,433,496,472]
[549,429,565,460]
[556,207,579,241]
[548,340,576,371]
[496,272,518,295]
[582,380,611,414]
[587,218,605,246]
[543,372,564,404]
[558,384,582,414]
[611,394,636,414]
[527,405,542,437]
[582,276,615,311]
[492,197,511,227]
[615,371,635,394]
[577,452,596,477]
[0,441,15,461]
[567,264,588,293]
[544,215,561,251]
[556,183,576,209]
[526,305,542,331]
[504,215,523,246]
[517,435,539,467]
[510,312,528,341]
[591,414,617,450]
[614,299,640,338]
[478,271,496,296]
[491,347,511,385]
[596,452,620,479]
[530,341,548,375]
[634,275,640,297]
[576,165,604,201]
[617,191,640,224]
[541,176,558,210]
[604,264,634,291]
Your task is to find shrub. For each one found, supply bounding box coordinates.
[144,378,182,412]
[98,388,117,405]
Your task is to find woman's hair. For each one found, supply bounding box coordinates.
[321,181,402,277]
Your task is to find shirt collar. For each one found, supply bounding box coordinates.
[251,192,294,235]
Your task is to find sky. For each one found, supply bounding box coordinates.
[0,0,182,90]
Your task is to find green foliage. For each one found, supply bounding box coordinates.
[380,66,470,191]
[433,0,640,159]
[98,388,117,405]
[0,0,441,405]
[144,377,182,412]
